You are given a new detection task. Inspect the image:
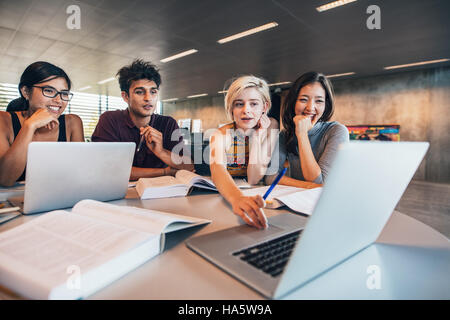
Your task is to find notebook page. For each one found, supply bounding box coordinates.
[73,200,207,235]
[242,185,304,198]
[277,187,323,215]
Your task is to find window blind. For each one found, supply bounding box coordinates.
[0,82,161,140]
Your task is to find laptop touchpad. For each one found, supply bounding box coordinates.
[241,224,284,241]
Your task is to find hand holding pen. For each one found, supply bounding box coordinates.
[237,167,286,228]
[136,125,148,152]
[263,167,287,201]
[137,125,151,152]
[230,168,287,229]
[138,125,164,155]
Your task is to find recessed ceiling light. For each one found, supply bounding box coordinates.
[383,58,449,70]
[162,98,179,102]
[187,93,208,98]
[218,90,228,94]
[77,86,91,91]
[326,72,356,78]
[316,0,357,12]
[268,81,291,86]
[97,77,115,85]
[160,49,198,63]
[217,22,278,44]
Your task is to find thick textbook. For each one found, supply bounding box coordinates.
[0,199,210,300]
[136,169,250,199]
[242,185,323,215]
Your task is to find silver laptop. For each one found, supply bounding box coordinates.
[186,141,429,298]
[8,142,135,214]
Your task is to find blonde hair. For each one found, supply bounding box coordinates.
[224,75,271,120]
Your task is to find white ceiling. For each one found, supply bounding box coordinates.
[0,0,449,99]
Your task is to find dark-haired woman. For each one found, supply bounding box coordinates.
[266,72,349,188]
[0,61,84,186]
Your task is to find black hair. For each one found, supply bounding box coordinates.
[17,61,72,110]
[116,59,161,94]
[6,97,26,112]
[281,71,335,151]
[267,90,281,123]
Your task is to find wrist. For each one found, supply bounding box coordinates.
[23,119,37,133]
[154,147,167,158]
[229,192,244,205]
[296,131,308,140]
[163,167,177,176]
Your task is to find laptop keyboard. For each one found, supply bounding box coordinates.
[232,230,302,277]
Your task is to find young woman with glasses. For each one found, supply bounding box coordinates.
[0,61,84,186]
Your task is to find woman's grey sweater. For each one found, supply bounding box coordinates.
[266,121,349,184]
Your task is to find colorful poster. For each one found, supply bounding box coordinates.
[346,125,400,141]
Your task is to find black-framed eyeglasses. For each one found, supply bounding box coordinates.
[32,85,73,101]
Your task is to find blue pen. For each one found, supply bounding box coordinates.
[263,167,287,200]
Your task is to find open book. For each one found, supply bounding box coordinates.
[242,185,323,215]
[136,169,250,199]
[0,199,210,300]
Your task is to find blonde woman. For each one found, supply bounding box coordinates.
[210,75,278,229]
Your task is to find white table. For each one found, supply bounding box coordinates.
[0,187,449,299]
